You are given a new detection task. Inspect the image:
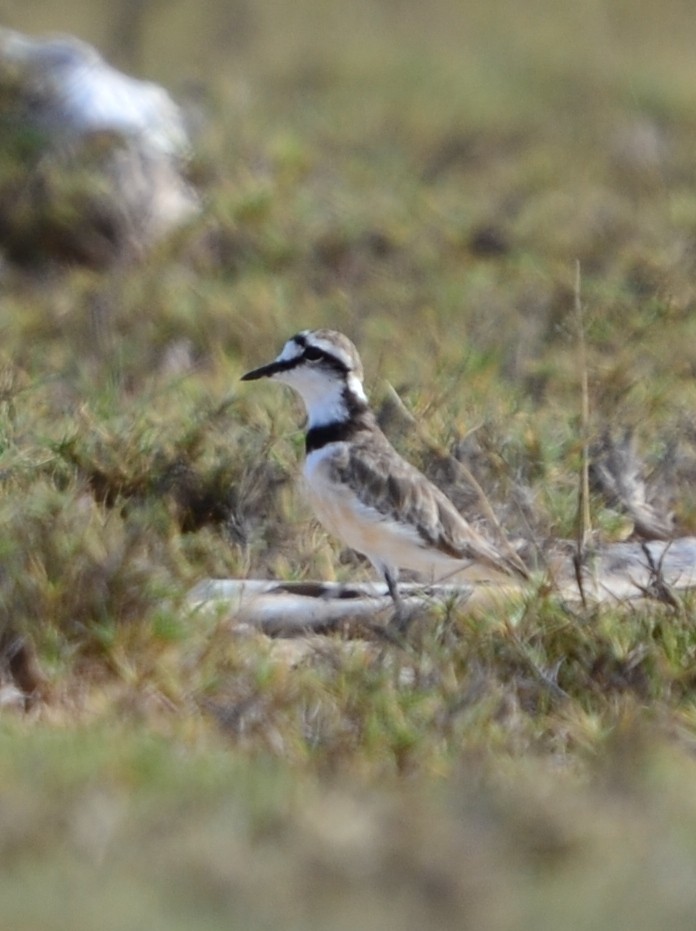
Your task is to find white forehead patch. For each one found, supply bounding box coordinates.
[276,338,305,364]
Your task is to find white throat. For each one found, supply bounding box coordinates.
[277,369,367,429]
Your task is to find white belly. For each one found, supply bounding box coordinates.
[303,446,461,577]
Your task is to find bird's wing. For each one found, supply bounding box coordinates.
[329,431,519,574]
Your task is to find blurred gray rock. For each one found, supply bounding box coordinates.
[0,28,200,266]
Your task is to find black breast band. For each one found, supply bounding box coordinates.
[306,420,360,453]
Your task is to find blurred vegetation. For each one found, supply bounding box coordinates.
[2,0,696,927]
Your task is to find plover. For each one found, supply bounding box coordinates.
[242,329,527,616]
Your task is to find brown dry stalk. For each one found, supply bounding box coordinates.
[574,260,592,604]
[575,261,592,550]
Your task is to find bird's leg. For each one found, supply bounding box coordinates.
[383,566,401,609]
[383,567,412,633]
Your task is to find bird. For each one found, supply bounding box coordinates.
[241,329,527,619]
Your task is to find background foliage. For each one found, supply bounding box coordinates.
[2,0,696,927]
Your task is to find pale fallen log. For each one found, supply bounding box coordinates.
[188,537,696,635]
[188,578,491,635]
[573,537,696,602]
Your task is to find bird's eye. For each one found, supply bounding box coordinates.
[304,346,323,362]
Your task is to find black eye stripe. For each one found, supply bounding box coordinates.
[304,347,349,374]
[283,335,350,375]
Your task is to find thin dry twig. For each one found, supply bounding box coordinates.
[590,429,674,540]
[574,260,592,607]
[638,540,682,611]
[575,260,592,552]
[503,618,569,704]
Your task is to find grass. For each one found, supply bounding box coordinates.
[3,0,696,926]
